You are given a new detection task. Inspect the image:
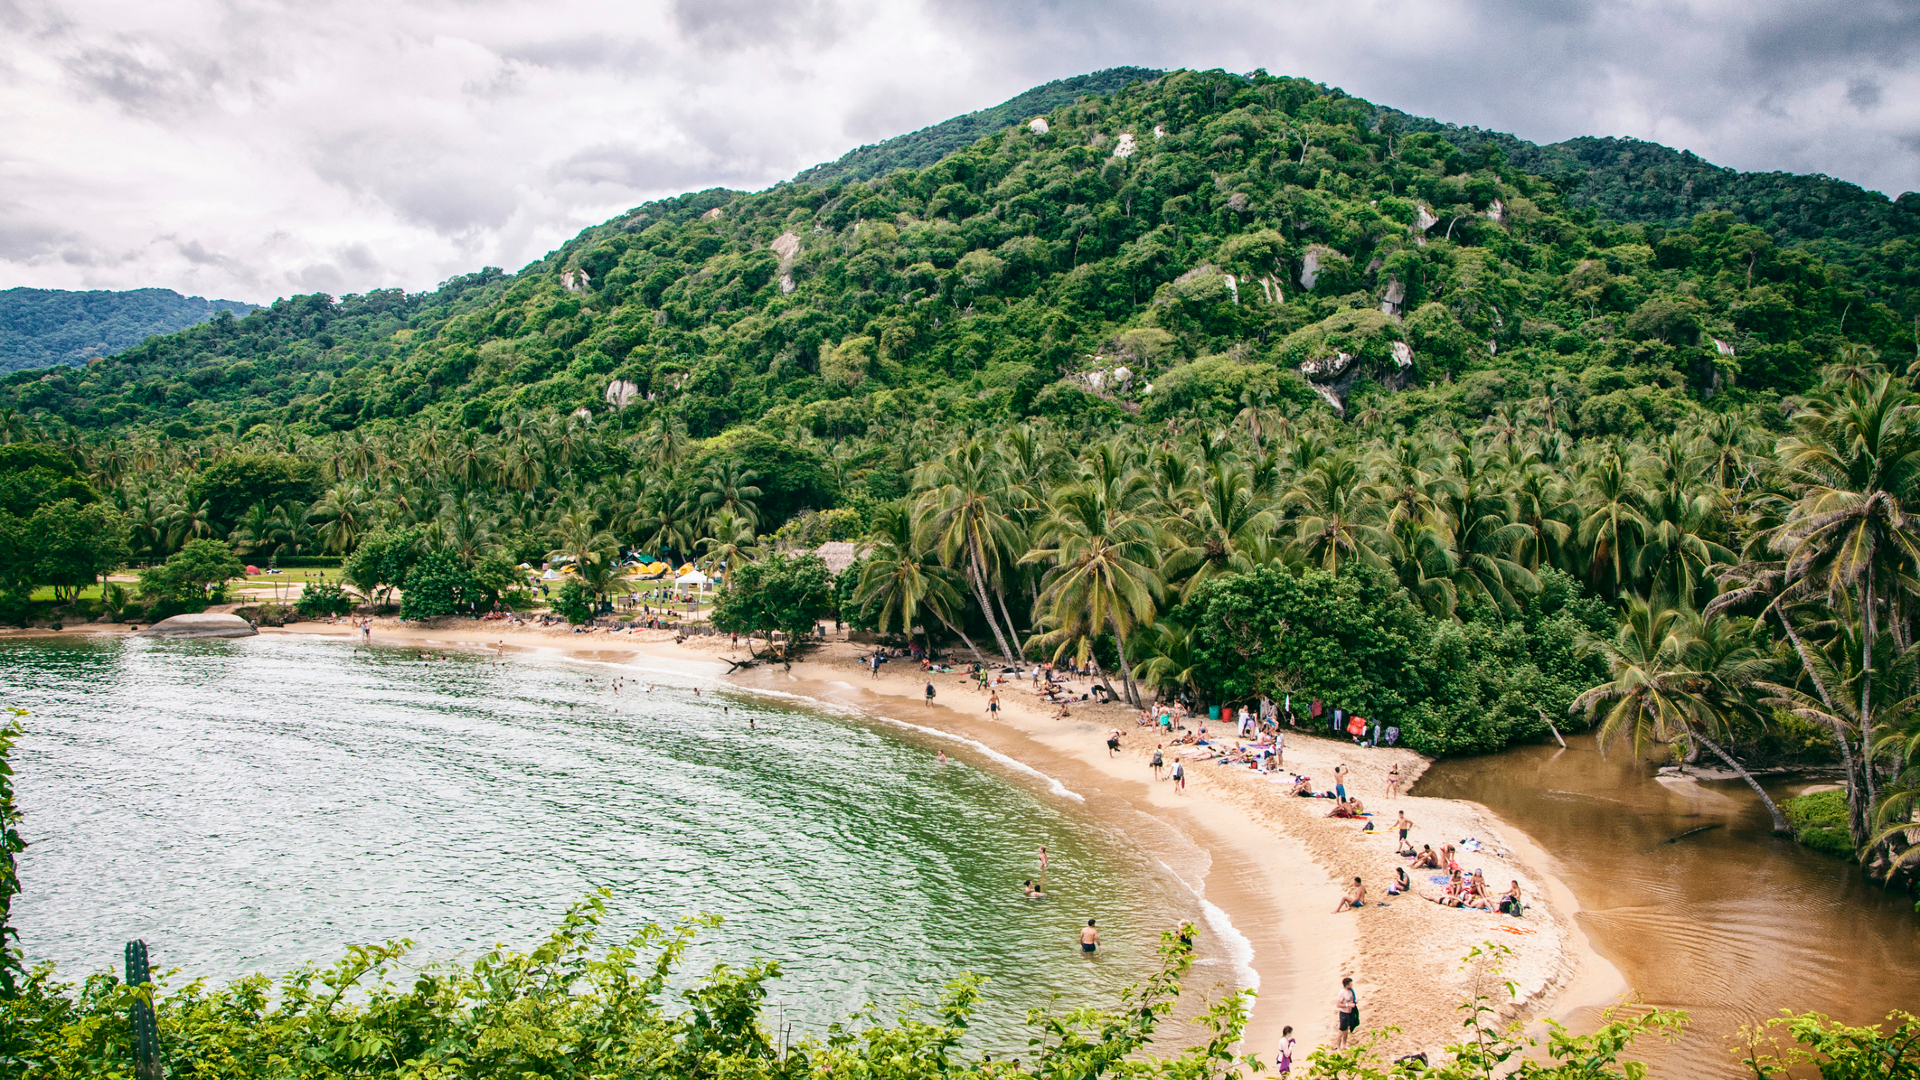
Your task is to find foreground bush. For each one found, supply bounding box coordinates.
[1,892,1911,1079]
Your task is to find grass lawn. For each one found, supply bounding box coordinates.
[29,584,105,602]
[243,567,344,584]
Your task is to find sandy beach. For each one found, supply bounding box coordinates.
[17,616,1627,1063]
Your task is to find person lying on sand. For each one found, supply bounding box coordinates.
[1334,877,1367,912]
[1326,799,1360,819]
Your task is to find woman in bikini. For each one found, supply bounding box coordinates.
[1385,763,1401,800]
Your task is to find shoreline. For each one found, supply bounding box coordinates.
[13,619,1628,1060]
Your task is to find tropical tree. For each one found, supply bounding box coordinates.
[1573,598,1792,834]
[1023,476,1163,706]
[915,441,1025,662]
[854,504,970,658]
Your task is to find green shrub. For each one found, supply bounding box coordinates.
[553,579,594,624]
[1785,790,1855,861]
[295,582,355,618]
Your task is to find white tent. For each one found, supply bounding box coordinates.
[675,569,711,587]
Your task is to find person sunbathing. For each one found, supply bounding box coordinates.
[1326,799,1360,819]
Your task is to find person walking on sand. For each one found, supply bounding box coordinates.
[1333,762,1348,802]
[987,691,1000,717]
[1151,744,1164,780]
[925,682,937,708]
[1386,763,1401,800]
[1106,729,1121,757]
[1079,919,1099,954]
[1395,811,1413,848]
[1170,758,1186,793]
[1275,1025,1295,1076]
[1334,978,1359,1049]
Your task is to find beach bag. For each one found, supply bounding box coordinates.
[1346,715,1366,736]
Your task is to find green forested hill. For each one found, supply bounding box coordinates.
[0,287,257,375]
[8,68,1911,442]
[10,68,1920,786]
[795,67,1165,185]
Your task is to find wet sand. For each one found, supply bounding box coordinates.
[24,617,1627,1061]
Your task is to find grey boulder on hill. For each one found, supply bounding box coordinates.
[135,613,257,639]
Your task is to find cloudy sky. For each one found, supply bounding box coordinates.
[2,0,1914,303]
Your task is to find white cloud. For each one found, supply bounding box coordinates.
[0,0,1912,303]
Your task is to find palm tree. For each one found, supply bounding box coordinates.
[1577,449,1647,595]
[1766,369,1920,842]
[1131,621,1202,703]
[698,461,765,531]
[1573,598,1792,834]
[915,440,1025,662]
[229,501,297,561]
[855,504,972,658]
[437,493,498,564]
[1161,461,1277,598]
[310,485,378,554]
[1023,478,1163,707]
[697,509,758,583]
[1283,453,1387,575]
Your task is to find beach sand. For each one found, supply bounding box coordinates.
[21,617,1627,1063]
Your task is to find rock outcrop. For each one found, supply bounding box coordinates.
[136,613,258,639]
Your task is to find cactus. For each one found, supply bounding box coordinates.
[124,939,162,1080]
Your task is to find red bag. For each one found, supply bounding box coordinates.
[1346,715,1366,736]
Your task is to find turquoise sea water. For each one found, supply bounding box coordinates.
[4,635,1209,1049]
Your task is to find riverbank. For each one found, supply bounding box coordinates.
[11,618,1625,1062]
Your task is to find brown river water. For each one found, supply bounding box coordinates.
[1417,735,1919,1078]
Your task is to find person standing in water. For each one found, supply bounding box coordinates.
[1334,977,1359,1048]
[1079,919,1099,954]
[1038,845,1049,875]
[936,749,947,765]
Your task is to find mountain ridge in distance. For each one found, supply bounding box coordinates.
[0,287,258,375]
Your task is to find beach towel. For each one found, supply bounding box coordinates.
[1494,925,1537,936]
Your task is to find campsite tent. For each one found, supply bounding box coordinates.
[675,569,711,589]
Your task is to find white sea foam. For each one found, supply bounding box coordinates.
[1158,859,1259,993]
[1200,898,1260,992]
[872,715,1085,802]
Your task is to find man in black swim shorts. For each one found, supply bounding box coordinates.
[1080,919,1099,953]
[1335,977,1359,1047]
